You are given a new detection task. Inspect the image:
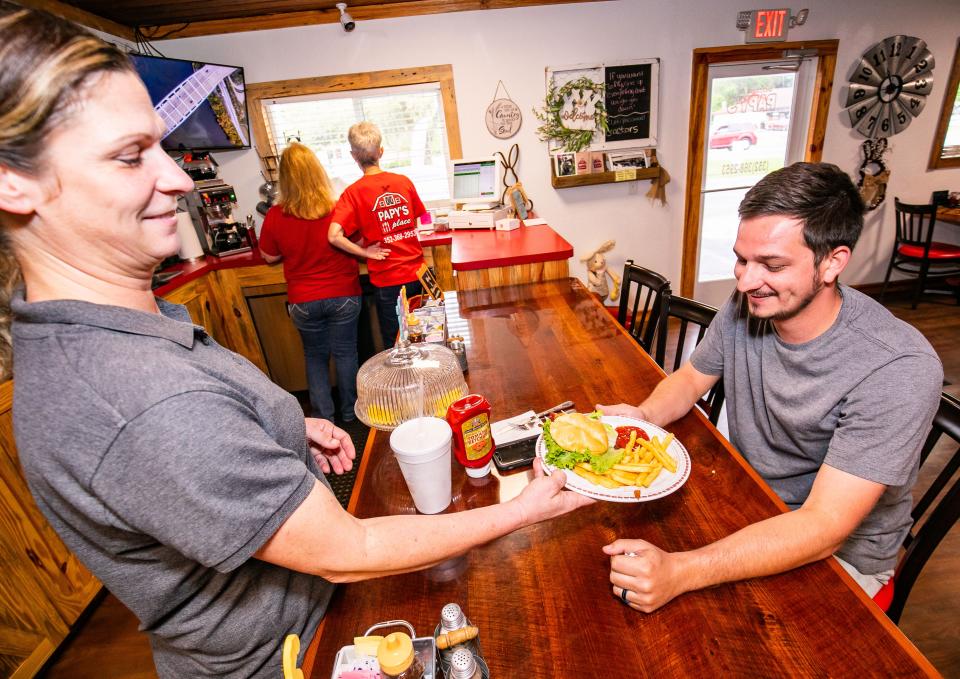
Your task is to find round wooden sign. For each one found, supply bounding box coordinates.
[485,98,522,139]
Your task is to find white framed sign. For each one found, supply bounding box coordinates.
[546,59,660,151]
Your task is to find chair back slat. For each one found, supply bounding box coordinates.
[672,318,691,372]
[618,260,670,352]
[887,392,960,623]
[653,292,725,424]
[894,198,938,250]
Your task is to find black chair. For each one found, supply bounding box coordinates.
[880,392,960,623]
[617,260,670,353]
[879,199,960,309]
[653,293,725,425]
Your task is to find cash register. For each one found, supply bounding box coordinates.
[447,157,509,229]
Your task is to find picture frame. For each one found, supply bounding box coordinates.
[605,149,649,171]
[555,152,576,177]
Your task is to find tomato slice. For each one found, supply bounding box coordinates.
[615,425,649,448]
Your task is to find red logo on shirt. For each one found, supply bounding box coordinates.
[372,192,412,234]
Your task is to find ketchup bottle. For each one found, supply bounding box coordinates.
[446,394,495,477]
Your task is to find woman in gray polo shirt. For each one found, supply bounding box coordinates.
[0,6,591,678]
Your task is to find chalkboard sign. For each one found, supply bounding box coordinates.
[547,59,659,150]
[605,63,652,142]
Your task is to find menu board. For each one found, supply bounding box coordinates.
[547,59,659,151]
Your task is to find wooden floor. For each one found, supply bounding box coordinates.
[39,292,960,678]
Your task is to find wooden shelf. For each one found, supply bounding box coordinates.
[551,165,660,189]
[551,148,660,189]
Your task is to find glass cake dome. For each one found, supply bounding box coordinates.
[355,340,468,431]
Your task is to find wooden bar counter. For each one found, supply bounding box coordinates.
[312,278,938,677]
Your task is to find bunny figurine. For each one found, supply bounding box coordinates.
[581,239,621,301]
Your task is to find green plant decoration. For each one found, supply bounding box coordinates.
[534,77,608,152]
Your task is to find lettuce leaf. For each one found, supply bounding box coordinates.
[542,419,624,473]
[589,446,624,474]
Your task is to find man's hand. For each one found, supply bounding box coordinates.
[510,458,595,526]
[596,402,647,420]
[604,538,689,613]
[305,418,356,475]
[365,244,390,260]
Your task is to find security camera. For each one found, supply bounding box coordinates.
[336,3,355,32]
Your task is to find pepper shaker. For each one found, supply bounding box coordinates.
[436,603,481,663]
[448,647,483,679]
[448,336,468,373]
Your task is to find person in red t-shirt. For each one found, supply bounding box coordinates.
[259,143,362,423]
[328,121,427,349]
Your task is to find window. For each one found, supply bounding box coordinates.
[264,84,450,200]
[930,38,960,169]
[247,65,463,203]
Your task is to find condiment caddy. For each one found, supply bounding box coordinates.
[332,620,435,679]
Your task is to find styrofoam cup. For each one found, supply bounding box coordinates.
[390,417,453,514]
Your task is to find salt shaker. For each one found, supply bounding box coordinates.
[436,602,480,662]
[448,648,483,679]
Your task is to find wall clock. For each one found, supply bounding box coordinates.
[844,36,935,138]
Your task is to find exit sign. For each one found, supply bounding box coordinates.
[745,8,790,43]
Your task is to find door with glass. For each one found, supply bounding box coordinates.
[694,59,815,307]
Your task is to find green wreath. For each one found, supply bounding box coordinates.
[534,77,608,152]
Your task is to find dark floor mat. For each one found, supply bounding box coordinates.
[326,418,372,508]
[290,390,372,508]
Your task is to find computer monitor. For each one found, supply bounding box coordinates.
[450,157,501,210]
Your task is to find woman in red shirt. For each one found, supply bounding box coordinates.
[259,143,361,423]
[328,121,427,349]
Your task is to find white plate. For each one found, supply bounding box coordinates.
[536,415,691,503]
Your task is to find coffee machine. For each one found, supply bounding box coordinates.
[183,179,252,257]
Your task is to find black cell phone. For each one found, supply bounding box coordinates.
[493,436,538,472]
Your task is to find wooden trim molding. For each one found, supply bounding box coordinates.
[929,38,960,170]
[246,64,462,181]
[679,40,839,297]
[11,0,135,39]
[138,0,604,40]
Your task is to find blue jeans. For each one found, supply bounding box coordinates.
[289,296,361,422]
[374,279,423,349]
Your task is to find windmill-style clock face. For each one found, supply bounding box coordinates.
[844,36,935,138]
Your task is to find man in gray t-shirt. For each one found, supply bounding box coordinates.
[599,163,942,613]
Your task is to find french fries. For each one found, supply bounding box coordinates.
[572,464,622,489]
[572,432,677,491]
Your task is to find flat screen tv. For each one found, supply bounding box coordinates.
[129,53,251,152]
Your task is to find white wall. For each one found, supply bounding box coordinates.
[158,0,960,289]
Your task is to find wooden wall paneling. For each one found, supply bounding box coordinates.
[11,0,134,39]
[242,284,308,393]
[207,269,271,374]
[137,0,604,40]
[454,260,569,291]
[162,276,222,346]
[679,40,839,297]
[2,630,55,678]
[0,381,100,678]
[247,65,462,182]
[424,244,454,291]
[0,385,99,622]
